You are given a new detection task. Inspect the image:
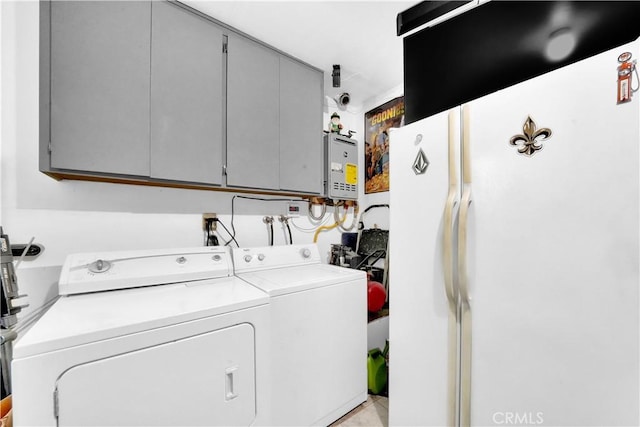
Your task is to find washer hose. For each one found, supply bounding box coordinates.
[336,201,359,232]
[313,203,348,242]
[308,199,327,221]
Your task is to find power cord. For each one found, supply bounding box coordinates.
[215,217,240,247]
[204,218,219,246]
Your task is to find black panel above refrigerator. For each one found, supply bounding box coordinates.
[402,1,640,124]
[396,1,473,36]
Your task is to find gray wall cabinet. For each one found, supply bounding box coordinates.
[49,1,151,176]
[41,0,324,196]
[150,1,224,185]
[226,33,281,191]
[226,35,324,193]
[279,56,324,194]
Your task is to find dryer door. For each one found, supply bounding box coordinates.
[55,323,256,426]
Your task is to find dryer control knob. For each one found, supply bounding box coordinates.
[88,259,111,273]
[244,255,253,263]
[300,248,311,259]
[257,254,265,261]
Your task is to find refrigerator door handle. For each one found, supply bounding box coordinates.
[443,109,460,427]
[443,109,460,306]
[458,105,473,310]
[458,105,473,427]
[458,183,473,427]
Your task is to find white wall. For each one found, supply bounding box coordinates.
[0,1,354,318]
[357,85,403,230]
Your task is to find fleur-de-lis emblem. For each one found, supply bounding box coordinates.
[509,116,552,156]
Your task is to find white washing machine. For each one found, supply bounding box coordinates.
[11,246,270,427]
[232,244,367,427]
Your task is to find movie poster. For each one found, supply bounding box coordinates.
[364,96,404,194]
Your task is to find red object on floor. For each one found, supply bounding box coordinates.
[367,278,386,312]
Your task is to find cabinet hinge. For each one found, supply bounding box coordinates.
[223,164,227,176]
[222,40,228,54]
[48,141,52,153]
[53,388,59,419]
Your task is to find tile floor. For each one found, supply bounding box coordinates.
[330,395,388,427]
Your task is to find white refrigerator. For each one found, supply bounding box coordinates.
[389,38,639,426]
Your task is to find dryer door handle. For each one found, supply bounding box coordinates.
[225,366,239,401]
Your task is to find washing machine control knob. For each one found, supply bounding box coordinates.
[300,248,311,259]
[88,259,111,273]
[257,254,265,261]
[244,255,253,263]
[212,254,222,262]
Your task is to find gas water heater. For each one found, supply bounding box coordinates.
[324,133,358,201]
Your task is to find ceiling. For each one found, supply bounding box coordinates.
[183,1,417,112]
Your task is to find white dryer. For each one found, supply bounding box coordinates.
[12,246,270,427]
[232,244,367,427]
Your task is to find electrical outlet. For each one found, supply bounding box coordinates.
[202,213,217,231]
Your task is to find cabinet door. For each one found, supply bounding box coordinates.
[226,34,280,190]
[150,2,224,185]
[279,57,323,194]
[50,1,150,176]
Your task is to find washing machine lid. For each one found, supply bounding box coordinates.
[14,276,268,358]
[236,264,366,297]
